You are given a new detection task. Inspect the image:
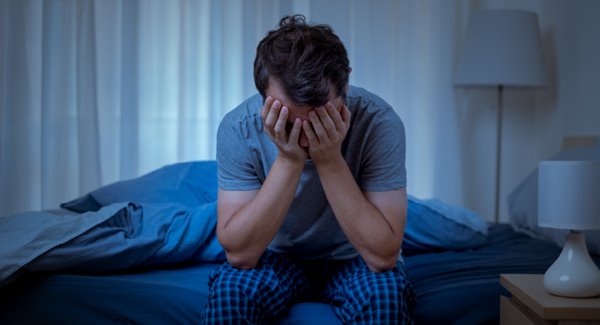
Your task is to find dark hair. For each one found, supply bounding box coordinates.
[254,14,351,107]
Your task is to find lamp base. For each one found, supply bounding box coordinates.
[543,231,600,298]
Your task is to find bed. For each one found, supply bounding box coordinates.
[1,222,579,325]
[1,137,599,324]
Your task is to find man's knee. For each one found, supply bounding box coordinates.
[207,253,308,318]
[334,262,415,323]
[209,263,279,302]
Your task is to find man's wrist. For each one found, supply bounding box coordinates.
[313,153,346,172]
[276,154,306,172]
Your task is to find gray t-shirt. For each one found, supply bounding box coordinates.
[216,86,406,260]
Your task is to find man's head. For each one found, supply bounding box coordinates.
[254,14,351,108]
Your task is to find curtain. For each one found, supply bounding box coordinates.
[0,0,475,217]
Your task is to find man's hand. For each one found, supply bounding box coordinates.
[262,96,307,164]
[302,101,351,164]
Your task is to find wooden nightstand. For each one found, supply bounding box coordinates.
[500,274,600,324]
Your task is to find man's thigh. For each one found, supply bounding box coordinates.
[323,257,415,324]
[206,251,310,319]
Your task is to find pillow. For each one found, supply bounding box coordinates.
[402,195,488,255]
[61,161,218,213]
[508,143,600,255]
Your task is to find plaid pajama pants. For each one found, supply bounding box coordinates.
[202,251,415,324]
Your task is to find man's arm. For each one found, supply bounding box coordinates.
[217,157,303,269]
[217,97,306,269]
[303,102,406,272]
[316,158,406,272]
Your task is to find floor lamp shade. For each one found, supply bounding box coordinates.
[454,10,546,87]
[538,160,600,297]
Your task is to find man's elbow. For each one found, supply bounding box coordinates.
[218,232,261,270]
[366,260,396,273]
[364,253,399,273]
[225,251,260,270]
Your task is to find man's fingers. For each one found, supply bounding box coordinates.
[308,110,328,141]
[273,106,288,140]
[324,102,347,132]
[302,120,317,145]
[261,96,274,120]
[288,117,302,143]
[341,104,351,128]
[264,99,282,131]
[326,102,346,131]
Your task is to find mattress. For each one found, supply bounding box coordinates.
[1,224,595,324]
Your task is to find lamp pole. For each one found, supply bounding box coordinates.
[494,85,504,223]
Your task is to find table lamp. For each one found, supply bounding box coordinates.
[538,160,600,297]
[454,9,546,223]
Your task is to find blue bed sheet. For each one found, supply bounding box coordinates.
[0,263,342,325]
[3,223,597,324]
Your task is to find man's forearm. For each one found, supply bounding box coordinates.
[218,157,303,269]
[315,156,403,272]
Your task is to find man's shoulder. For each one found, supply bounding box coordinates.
[347,85,390,107]
[221,94,263,125]
[347,85,400,122]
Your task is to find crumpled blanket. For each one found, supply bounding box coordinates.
[0,201,225,287]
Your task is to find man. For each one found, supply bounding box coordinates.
[203,14,414,324]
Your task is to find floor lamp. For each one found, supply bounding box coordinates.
[454,10,546,223]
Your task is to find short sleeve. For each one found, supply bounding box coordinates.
[216,113,262,191]
[359,110,407,191]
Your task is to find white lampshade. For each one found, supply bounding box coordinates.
[538,160,600,230]
[538,160,600,298]
[454,9,546,87]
